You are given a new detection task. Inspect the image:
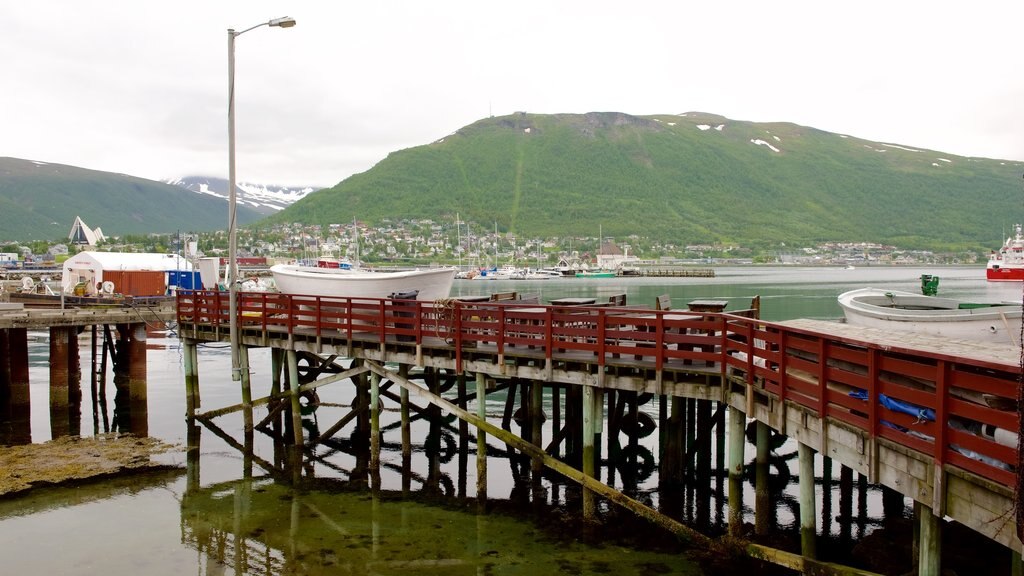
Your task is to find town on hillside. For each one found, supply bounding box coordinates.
[0,216,981,271]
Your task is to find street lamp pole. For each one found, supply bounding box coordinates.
[228,16,296,381]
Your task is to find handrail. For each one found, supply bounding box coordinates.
[176,290,1022,489]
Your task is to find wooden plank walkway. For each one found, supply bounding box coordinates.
[781,318,1021,367]
[177,291,1024,557]
[0,301,176,330]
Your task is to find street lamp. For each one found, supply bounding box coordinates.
[228,16,296,381]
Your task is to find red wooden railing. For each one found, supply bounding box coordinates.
[177,290,1021,488]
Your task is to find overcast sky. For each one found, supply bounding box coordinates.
[5,1,1023,188]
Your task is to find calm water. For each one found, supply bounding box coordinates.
[0,265,1014,574]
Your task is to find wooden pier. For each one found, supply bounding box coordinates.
[632,267,715,278]
[0,302,176,441]
[176,290,1023,575]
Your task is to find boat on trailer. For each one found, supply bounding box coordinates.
[270,264,456,301]
[837,287,1022,345]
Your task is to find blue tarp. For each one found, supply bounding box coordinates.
[848,390,935,423]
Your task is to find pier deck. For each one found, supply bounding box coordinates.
[176,290,1024,573]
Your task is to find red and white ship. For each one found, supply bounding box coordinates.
[986,223,1024,281]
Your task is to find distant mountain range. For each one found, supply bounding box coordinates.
[162,176,319,215]
[5,111,1024,250]
[0,158,268,241]
[267,111,1024,252]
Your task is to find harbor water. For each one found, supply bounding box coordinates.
[0,265,1018,575]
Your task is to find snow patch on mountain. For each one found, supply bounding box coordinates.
[163,176,320,215]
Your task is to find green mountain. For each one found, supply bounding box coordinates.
[0,157,263,242]
[268,112,1023,252]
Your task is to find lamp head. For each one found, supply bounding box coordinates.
[269,16,296,28]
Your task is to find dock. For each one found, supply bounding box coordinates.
[630,268,715,277]
[0,301,176,441]
[174,290,1024,575]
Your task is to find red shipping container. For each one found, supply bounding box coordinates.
[103,270,167,296]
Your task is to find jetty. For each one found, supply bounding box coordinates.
[0,301,176,440]
[174,290,1024,576]
[631,267,715,278]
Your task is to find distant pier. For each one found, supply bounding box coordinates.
[629,267,715,278]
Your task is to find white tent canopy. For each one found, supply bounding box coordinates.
[61,251,193,294]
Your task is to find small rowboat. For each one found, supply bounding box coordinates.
[837,288,1022,345]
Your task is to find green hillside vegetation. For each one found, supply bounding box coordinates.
[0,157,263,241]
[268,112,1023,252]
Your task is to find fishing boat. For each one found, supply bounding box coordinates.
[837,287,1022,344]
[986,223,1024,281]
[575,270,616,278]
[270,264,456,301]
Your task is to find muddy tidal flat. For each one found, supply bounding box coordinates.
[0,434,180,497]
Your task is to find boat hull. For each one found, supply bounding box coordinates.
[270,265,455,301]
[986,223,1024,281]
[838,288,1022,344]
[986,265,1024,281]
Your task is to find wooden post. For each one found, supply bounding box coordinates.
[476,371,487,501]
[551,384,561,458]
[531,379,543,477]
[839,464,853,543]
[49,326,70,409]
[127,323,148,436]
[821,456,833,535]
[49,326,71,439]
[7,329,30,411]
[269,348,281,438]
[0,328,29,444]
[400,364,411,485]
[728,405,745,536]
[186,418,201,492]
[239,345,253,431]
[715,401,726,517]
[370,371,381,491]
[286,350,303,446]
[799,442,817,559]
[662,396,684,483]
[755,420,770,536]
[184,338,198,417]
[917,502,942,576]
[583,385,596,521]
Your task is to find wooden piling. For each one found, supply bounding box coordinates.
[728,405,745,536]
[239,345,252,431]
[370,371,381,491]
[49,326,71,409]
[755,421,770,536]
[531,379,543,478]
[48,326,72,439]
[917,501,942,576]
[475,371,487,501]
[127,323,148,436]
[6,328,30,409]
[583,385,596,521]
[799,442,818,559]
[400,364,411,463]
[184,339,198,417]
[286,350,303,446]
[839,464,853,543]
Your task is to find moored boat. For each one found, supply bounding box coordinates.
[575,270,616,278]
[837,287,1022,344]
[270,264,456,301]
[986,223,1024,281]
